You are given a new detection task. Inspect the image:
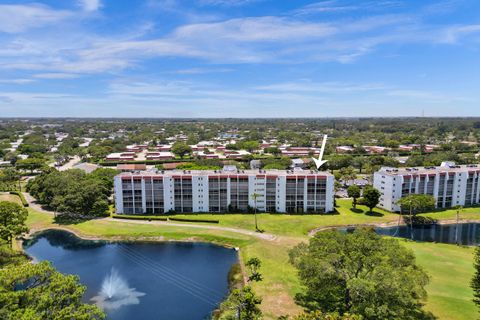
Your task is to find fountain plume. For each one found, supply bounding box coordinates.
[91,267,145,310]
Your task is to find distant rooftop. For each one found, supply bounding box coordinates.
[117,167,332,177]
[378,162,480,176]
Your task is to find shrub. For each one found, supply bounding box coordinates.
[111,214,168,221]
[9,191,28,207]
[168,217,219,224]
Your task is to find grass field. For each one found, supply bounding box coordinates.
[403,241,476,320]
[0,193,22,205]
[19,200,479,319]
[152,199,399,237]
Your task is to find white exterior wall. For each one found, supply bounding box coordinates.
[192,176,209,212]
[374,172,397,211]
[114,176,123,214]
[115,171,334,214]
[163,177,174,212]
[374,166,480,212]
[325,175,335,213]
[454,172,468,207]
[276,177,286,212]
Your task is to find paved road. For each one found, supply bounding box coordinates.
[49,155,81,171]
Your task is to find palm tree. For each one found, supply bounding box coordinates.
[251,193,260,232]
[453,205,463,245]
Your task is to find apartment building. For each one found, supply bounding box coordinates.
[373,162,480,212]
[114,168,334,214]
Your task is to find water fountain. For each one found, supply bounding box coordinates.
[100,268,130,300]
[91,267,145,310]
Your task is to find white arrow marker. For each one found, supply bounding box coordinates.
[312,134,328,170]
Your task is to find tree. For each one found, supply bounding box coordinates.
[245,257,262,283]
[472,246,480,311]
[346,185,361,209]
[251,192,260,232]
[26,169,112,217]
[397,194,435,240]
[453,205,463,246]
[289,229,431,320]
[171,142,192,158]
[264,146,281,156]
[0,202,28,247]
[0,261,105,319]
[361,186,381,214]
[216,286,262,320]
[338,166,357,186]
[15,158,46,174]
[241,141,260,153]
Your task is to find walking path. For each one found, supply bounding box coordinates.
[23,192,53,215]
[22,191,277,241]
[104,217,277,241]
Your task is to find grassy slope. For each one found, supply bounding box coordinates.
[0,193,22,205]
[23,200,479,320]
[403,240,476,320]
[164,199,399,236]
[420,206,480,221]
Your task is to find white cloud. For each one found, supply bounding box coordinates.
[0,4,71,33]
[442,24,480,43]
[198,0,259,6]
[78,0,102,12]
[0,78,35,84]
[33,73,81,79]
[174,67,233,74]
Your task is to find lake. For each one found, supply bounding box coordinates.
[372,223,480,245]
[23,230,239,320]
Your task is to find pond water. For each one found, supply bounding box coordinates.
[370,223,480,245]
[23,230,238,320]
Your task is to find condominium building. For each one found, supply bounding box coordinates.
[373,162,480,212]
[114,167,334,214]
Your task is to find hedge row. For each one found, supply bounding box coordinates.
[9,191,29,207]
[111,214,168,221]
[111,214,219,224]
[168,217,220,224]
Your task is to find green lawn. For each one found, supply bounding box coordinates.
[420,206,480,221]
[403,241,476,320]
[0,193,22,205]
[21,202,479,320]
[161,198,398,237]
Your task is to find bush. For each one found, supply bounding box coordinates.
[111,214,168,221]
[168,217,219,224]
[9,191,28,207]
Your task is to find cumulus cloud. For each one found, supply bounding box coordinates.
[78,0,102,12]
[0,4,71,33]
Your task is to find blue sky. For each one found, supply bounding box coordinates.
[0,0,479,117]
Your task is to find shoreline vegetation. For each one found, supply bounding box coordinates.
[3,192,478,319]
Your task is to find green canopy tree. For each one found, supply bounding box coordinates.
[0,261,105,320]
[171,142,192,158]
[397,194,435,240]
[215,286,262,320]
[361,186,381,214]
[346,185,361,209]
[289,229,432,320]
[0,201,28,247]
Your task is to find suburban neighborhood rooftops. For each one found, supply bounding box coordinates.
[378,162,480,176]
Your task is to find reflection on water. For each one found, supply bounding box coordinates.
[23,230,238,320]
[374,223,480,245]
